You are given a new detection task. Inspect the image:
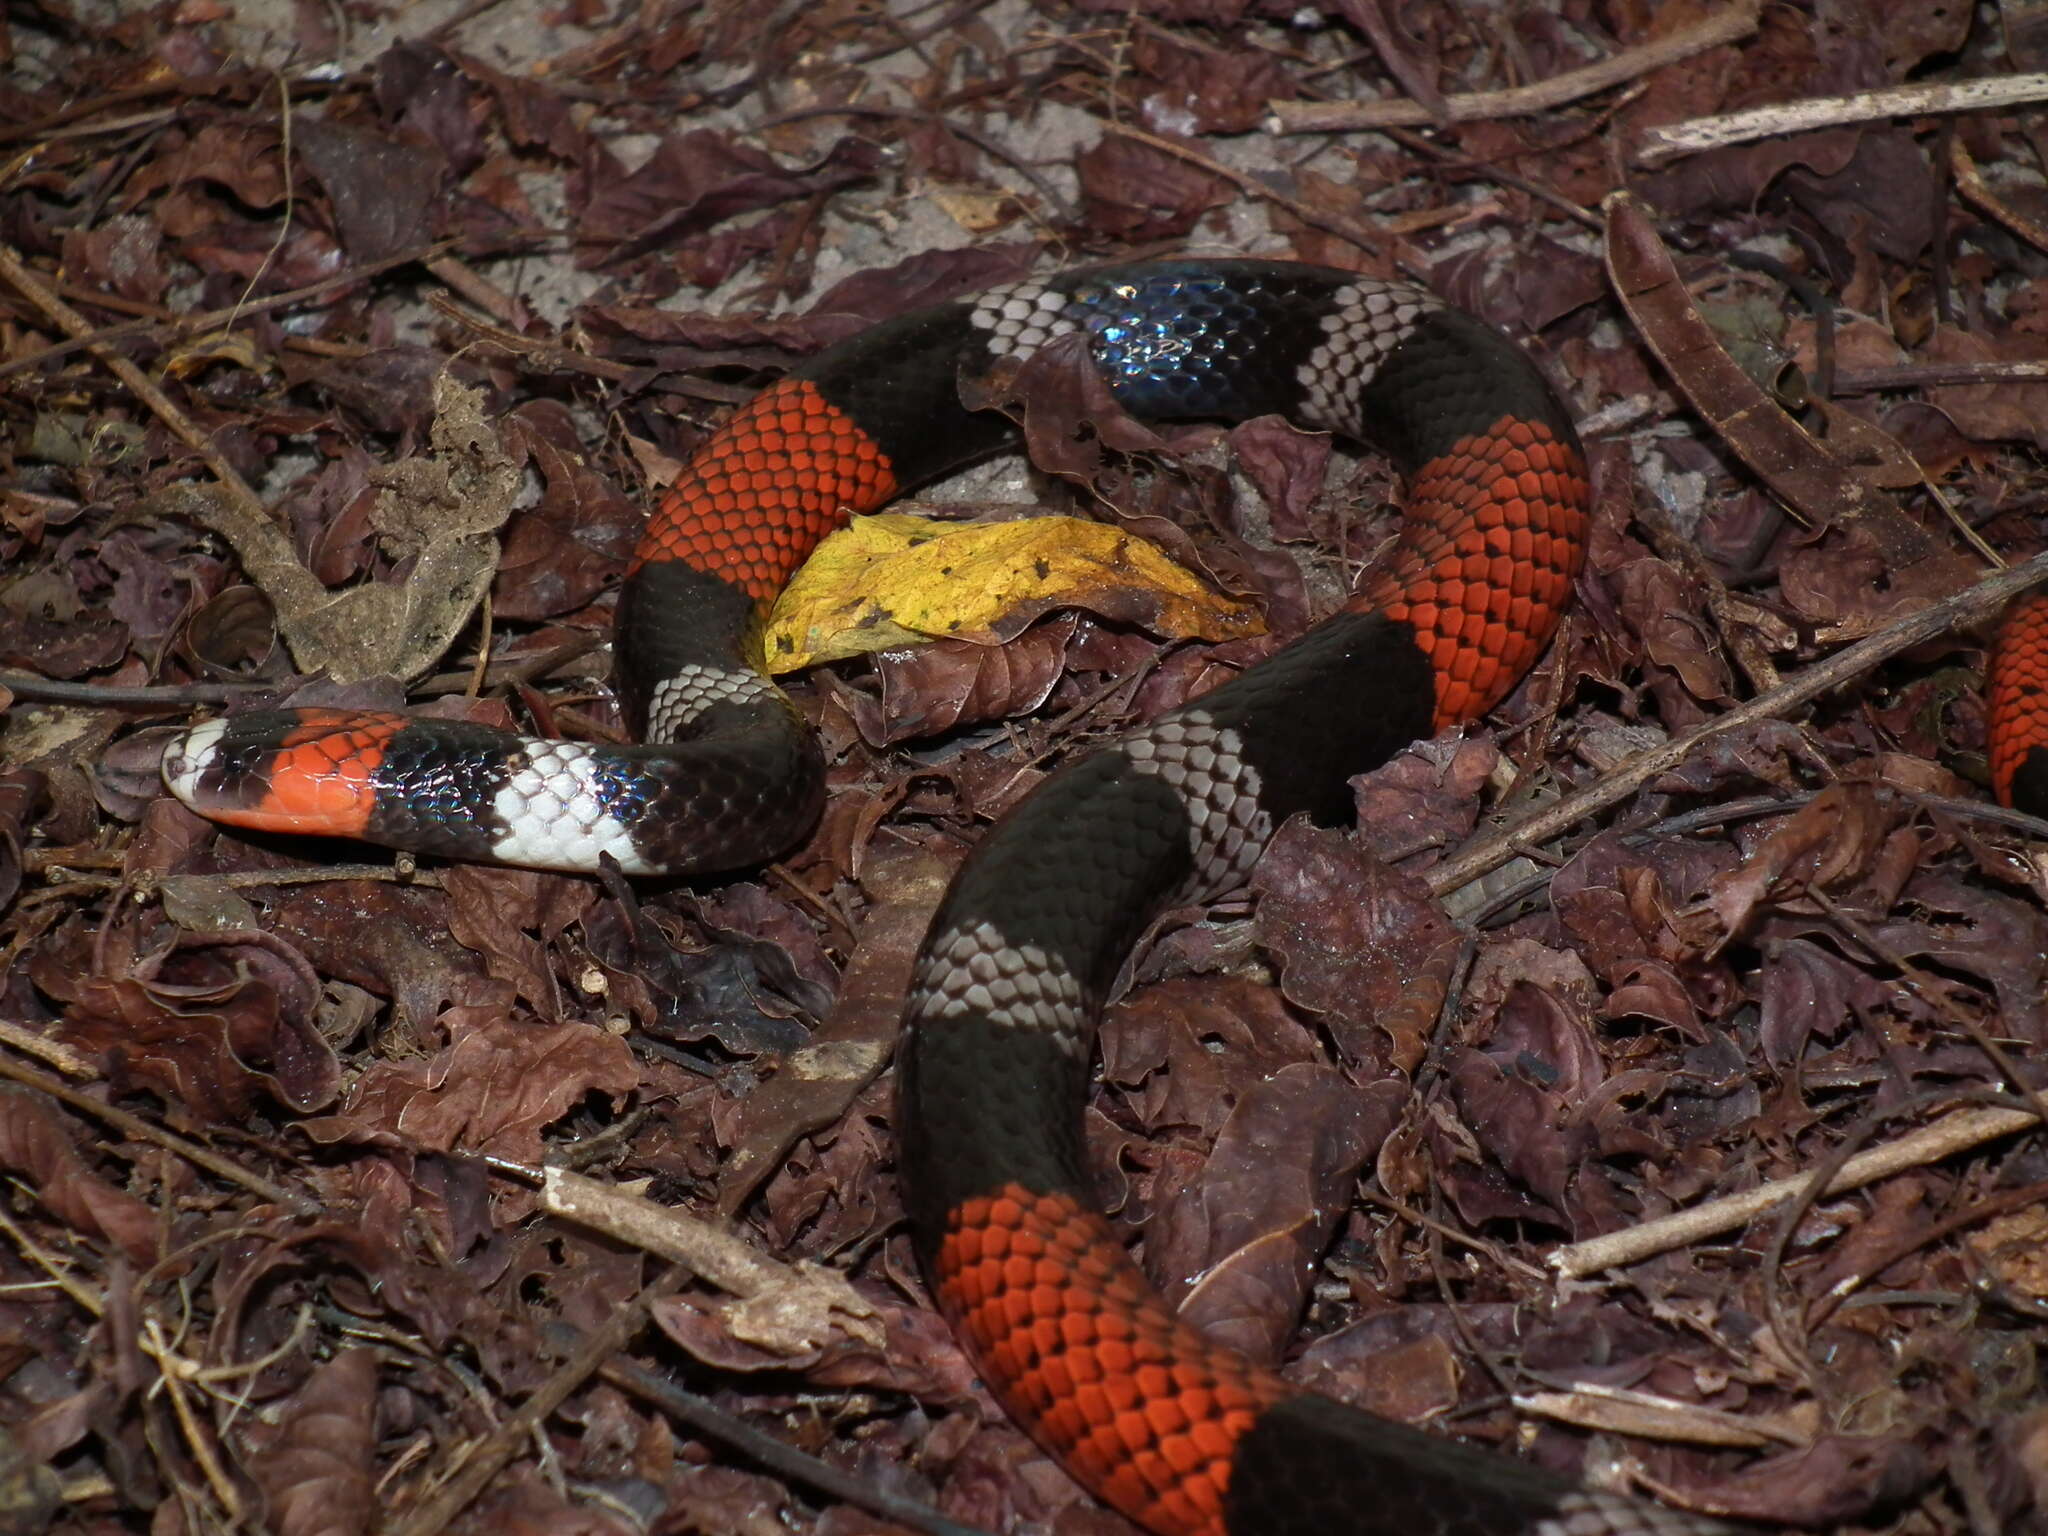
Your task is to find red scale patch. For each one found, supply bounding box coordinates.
[1990,589,2048,807]
[1356,415,1590,729]
[634,377,899,601]
[216,709,408,835]
[935,1185,1289,1536]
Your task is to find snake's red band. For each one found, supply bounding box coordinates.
[1990,590,2048,816]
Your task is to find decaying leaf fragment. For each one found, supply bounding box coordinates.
[157,373,518,684]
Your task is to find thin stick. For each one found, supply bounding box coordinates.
[1832,359,2048,392]
[0,1051,316,1216]
[1381,124,1602,232]
[1092,119,1407,275]
[0,1205,107,1315]
[0,244,270,530]
[1636,73,2048,167]
[1427,547,2048,902]
[0,1019,96,1077]
[1550,1105,2041,1276]
[387,1265,679,1536]
[141,1315,243,1521]
[1267,0,1760,135]
[596,1353,996,1536]
[0,237,463,382]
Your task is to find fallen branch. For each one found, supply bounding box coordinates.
[1550,1105,2041,1276]
[1267,0,1759,135]
[1636,72,2048,166]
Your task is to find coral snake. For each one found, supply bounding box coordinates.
[165,256,2048,1535]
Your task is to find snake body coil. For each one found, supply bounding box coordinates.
[165,261,1748,1536]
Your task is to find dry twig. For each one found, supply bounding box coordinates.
[1637,72,2048,166]
[1267,0,1760,135]
[1551,1105,2041,1276]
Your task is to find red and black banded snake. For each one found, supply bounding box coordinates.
[165,256,2048,1536]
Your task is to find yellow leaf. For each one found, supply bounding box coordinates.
[928,184,1016,234]
[162,331,269,380]
[760,513,1266,673]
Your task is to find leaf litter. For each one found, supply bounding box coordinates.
[3,1,2048,1533]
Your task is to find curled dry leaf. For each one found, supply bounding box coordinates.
[299,1016,639,1163]
[42,924,342,1119]
[1251,821,1459,1075]
[1602,192,1970,591]
[846,618,1075,747]
[1162,1062,1396,1364]
[0,1087,159,1263]
[240,1349,378,1536]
